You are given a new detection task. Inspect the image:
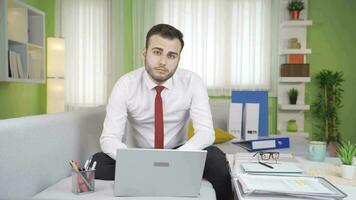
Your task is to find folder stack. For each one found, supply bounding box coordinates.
[235,174,347,199]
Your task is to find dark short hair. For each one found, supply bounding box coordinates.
[145,24,184,52]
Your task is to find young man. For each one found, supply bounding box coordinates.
[94,24,232,200]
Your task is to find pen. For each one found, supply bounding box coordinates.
[91,161,97,170]
[258,161,274,169]
[84,159,89,170]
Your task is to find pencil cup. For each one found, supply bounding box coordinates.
[72,170,95,194]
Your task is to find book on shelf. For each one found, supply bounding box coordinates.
[280,64,309,77]
[9,51,19,78]
[16,53,24,78]
[287,54,304,64]
[8,51,12,77]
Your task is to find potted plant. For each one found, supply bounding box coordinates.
[287,0,304,20]
[337,141,356,179]
[312,70,345,157]
[287,88,298,104]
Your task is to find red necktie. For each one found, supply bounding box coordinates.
[154,86,165,149]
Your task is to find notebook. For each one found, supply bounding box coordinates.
[241,162,304,174]
[114,148,207,197]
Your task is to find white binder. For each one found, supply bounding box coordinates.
[228,103,243,141]
[242,103,259,140]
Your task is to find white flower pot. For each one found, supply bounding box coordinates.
[341,164,355,179]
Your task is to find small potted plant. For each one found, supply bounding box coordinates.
[287,0,305,20]
[337,141,356,179]
[287,88,298,104]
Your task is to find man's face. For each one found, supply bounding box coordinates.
[142,34,182,84]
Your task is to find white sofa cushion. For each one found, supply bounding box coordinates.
[0,107,105,198]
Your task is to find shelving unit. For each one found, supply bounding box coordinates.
[0,0,45,83]
[277,0,311,134]
[280,49,311,55]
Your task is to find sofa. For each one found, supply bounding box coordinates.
[0,99,308,199]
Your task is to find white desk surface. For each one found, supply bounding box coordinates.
[228,154,356,200]
[33,178,216,200]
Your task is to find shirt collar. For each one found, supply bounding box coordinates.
[144,69,173,90]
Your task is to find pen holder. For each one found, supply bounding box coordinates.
[72,169,95,194]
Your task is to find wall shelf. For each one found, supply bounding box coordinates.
[0,0,45,83]
[280,49,312,55]
[281,20,312,27]
[28,43,43,49]
[279,77,311,83]
[278,131,309,136]
[279,104,310,111]
[277,0,311,134]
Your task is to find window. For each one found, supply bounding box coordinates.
[154,0,272,96]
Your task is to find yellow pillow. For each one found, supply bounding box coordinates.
[187,121,235,144]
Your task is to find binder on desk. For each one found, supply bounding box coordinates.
[232,137,290,152]
[228,103,243,141]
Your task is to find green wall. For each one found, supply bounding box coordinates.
[0,0,55,119]
[306,0,356,143]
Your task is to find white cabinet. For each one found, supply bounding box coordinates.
[277,0,311,135]
[0,0,45,83]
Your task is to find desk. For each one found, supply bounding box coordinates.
[33,178,216,200]
[227,154,356,200]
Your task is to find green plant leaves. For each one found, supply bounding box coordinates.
[337,141,356,165]
[287,0,305,11]
[311,70,345,143]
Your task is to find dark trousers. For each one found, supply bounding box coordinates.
[92,146,233,200]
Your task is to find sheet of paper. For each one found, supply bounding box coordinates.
[241,162,304,173]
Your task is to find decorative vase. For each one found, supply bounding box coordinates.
[287,120,298,132]
[289,95,298,104]
[327,142,338,157]
[340,164,355,179]
[290,11,300,20]
[308,141,327,162]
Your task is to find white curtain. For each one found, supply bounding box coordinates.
[154,0,272,96]
[60,0,272,109]
[60,0,111,110]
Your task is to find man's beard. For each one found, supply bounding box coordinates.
[145,59,178,83]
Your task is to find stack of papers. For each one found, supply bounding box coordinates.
[236,174,347,199]
[241,162,304,174]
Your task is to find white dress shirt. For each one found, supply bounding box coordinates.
[100,67,215,159]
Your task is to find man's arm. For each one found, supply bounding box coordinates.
[178,75,215,150]
[100,79,128,160]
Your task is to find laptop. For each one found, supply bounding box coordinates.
[114,148,207,197]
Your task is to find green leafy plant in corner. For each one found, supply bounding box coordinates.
[312,70,345,143]
[287,0,305,12]
[337,141,356,165]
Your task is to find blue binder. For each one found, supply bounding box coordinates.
[231,91,268,136]
[232,137,290,152]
